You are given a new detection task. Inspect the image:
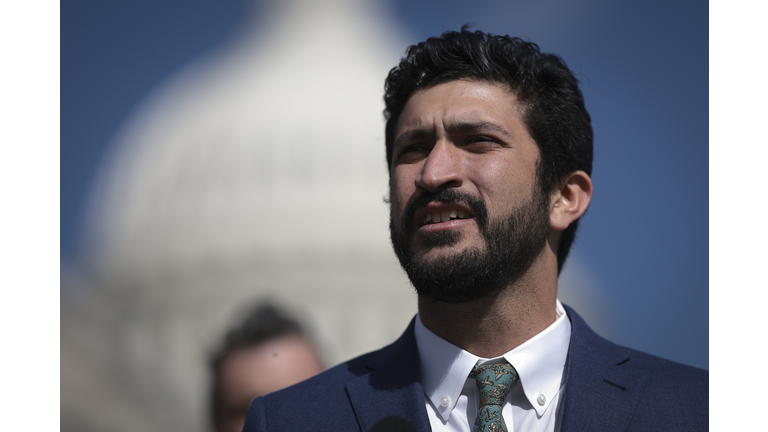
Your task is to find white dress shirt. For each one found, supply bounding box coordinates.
[414,299,572,432]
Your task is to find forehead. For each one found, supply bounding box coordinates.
[395,80,524,135]
[220,336,320,399]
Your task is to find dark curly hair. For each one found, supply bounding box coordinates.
[383,26,593,273]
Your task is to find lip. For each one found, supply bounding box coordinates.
[414,202,475,231]
[419,217,473,233]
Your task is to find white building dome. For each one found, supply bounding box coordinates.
[67,2,418,431]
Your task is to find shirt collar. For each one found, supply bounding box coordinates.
[414,299,572,421]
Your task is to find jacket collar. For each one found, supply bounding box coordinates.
[344,306,650,432]
[345,318,432,432]
[559,304,648,432]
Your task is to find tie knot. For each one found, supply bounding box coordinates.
[470,362,519,407]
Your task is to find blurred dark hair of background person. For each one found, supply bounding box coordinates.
[209,303,324,432]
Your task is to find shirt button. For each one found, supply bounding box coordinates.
[440,396,451,407]
[537,394,546,406]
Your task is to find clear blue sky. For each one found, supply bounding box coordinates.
[61,0,708,369]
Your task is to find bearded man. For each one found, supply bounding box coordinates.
[242,27,708,432]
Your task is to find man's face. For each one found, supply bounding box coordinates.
[389,79,551,303]
[215,335,323,432]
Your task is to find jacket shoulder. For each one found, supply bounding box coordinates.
[619,345,708,385]
[621,346,708,429]
[563,304,708,432]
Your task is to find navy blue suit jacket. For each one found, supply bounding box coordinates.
[242,305,708,431]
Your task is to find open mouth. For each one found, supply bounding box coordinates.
[422,208,471,225]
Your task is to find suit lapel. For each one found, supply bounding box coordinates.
[559,305,648,432]
[344,308,650,431]
[346,319,432,432]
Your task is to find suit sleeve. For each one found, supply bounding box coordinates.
[241,396,267,432]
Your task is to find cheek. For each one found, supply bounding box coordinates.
[475,161,536,213]
[389,169,415,215]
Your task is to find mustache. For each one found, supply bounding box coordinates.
[401,189,489,236]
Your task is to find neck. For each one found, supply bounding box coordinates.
[417,258,558,358]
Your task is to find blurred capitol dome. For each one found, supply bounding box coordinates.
[63,1,416,431]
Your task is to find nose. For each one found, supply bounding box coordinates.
[414,141,463,193]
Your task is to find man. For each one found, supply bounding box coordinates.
[210,303,324,432]
[242,27,708,432]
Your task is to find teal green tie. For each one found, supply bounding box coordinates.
[469,362,519,432]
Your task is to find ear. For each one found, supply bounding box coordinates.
[549,170,593,231]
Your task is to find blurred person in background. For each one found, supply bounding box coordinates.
[242,27,707,432]
[209,303,323,432]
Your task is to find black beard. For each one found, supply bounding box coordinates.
[389,187,551,304]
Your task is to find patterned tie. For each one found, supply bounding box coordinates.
[469,362,519,432]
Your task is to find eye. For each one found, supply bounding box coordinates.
[463,136,503,152]
[394,143,430,164]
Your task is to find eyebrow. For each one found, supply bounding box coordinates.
[393,128,434,148]
[394,121,513,148]
[445,121,512,138]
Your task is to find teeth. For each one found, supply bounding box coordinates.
[423,210,469,224]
